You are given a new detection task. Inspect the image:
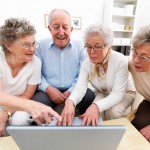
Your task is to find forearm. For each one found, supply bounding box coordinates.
[19,95,30,99]
[0,91,30,112]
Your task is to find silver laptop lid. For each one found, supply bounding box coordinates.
[7,123,126,150]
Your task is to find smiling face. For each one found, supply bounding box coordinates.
[85,34,111,64]
[48,10,73,49]
[6,35,36,63]
[132,44,150,72]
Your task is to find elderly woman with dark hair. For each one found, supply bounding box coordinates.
[0,18,61,137]
[59,24,135,126]
[129,25,150,142]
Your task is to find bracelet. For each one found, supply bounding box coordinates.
[2,108,12,118]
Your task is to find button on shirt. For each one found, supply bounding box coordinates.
[36,38,87,92]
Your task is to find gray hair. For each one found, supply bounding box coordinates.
[0,17,36,52]
[84,24,113,46]
[47,8,72,25]
[132,25,150,48]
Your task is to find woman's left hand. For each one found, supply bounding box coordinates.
[79,103,99,126]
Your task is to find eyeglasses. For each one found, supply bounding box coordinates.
[131,48,150,61]
[85,44,106,52]
[21,42,39,50]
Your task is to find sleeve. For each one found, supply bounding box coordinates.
[93,57,129,113]
[35,42,50,92]
[67,59,89,106]
[27,57,42,85]
[38,74,50,92]
[35,44,42,60]
[68,48,87,92]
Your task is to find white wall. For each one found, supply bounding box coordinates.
[1,0,149,41]
[0,0,105,41]
[133,0,150,34]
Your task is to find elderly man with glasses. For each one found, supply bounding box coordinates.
[129,25,150,142]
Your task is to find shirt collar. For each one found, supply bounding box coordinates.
[48,39,72,49]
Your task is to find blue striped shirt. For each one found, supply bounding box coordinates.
[36,38,87,92]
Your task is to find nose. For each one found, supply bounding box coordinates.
[29,45,35,52]
[90,48,96,54]
[58,27,64,35]
[133,55,140,64]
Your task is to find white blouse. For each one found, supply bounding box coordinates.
[0,50,41,96]
[68,50,135,112]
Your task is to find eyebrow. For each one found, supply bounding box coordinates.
[86,43,104,45]
[53,23,69,26]
[137,51,150,56]
[22,41,36,44]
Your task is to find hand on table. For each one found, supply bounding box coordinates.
[140,125,150,142]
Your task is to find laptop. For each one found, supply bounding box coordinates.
[7,117,126,150]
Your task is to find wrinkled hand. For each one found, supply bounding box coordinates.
[140,125,150,142]
[63,90,71,99]
[46,86,66,104]
[80,103,99,126]
[58,100,75,126]
[0,111,8,137]
[25,100,62,125]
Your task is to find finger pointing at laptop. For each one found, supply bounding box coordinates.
[25,100,62,125]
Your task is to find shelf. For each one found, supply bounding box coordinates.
[113,30,133,32]
[114,0,136,2]
[112,44,131,46]
[112,15,135,18]
[103,0,138,54]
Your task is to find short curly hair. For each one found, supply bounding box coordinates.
[84,24,113,46]
[0,17,36,52]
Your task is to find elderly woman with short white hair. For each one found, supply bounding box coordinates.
[59,24,136,126]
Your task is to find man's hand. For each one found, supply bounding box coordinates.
[63,90,71,99]
[0,110,8,137]
[45,86,66,104]
[140,125,150,142]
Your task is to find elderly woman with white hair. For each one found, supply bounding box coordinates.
[59,24,136,126]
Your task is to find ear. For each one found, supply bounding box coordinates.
[71,27,73,32]
[4,43,13,52]
[48,25,51,33]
